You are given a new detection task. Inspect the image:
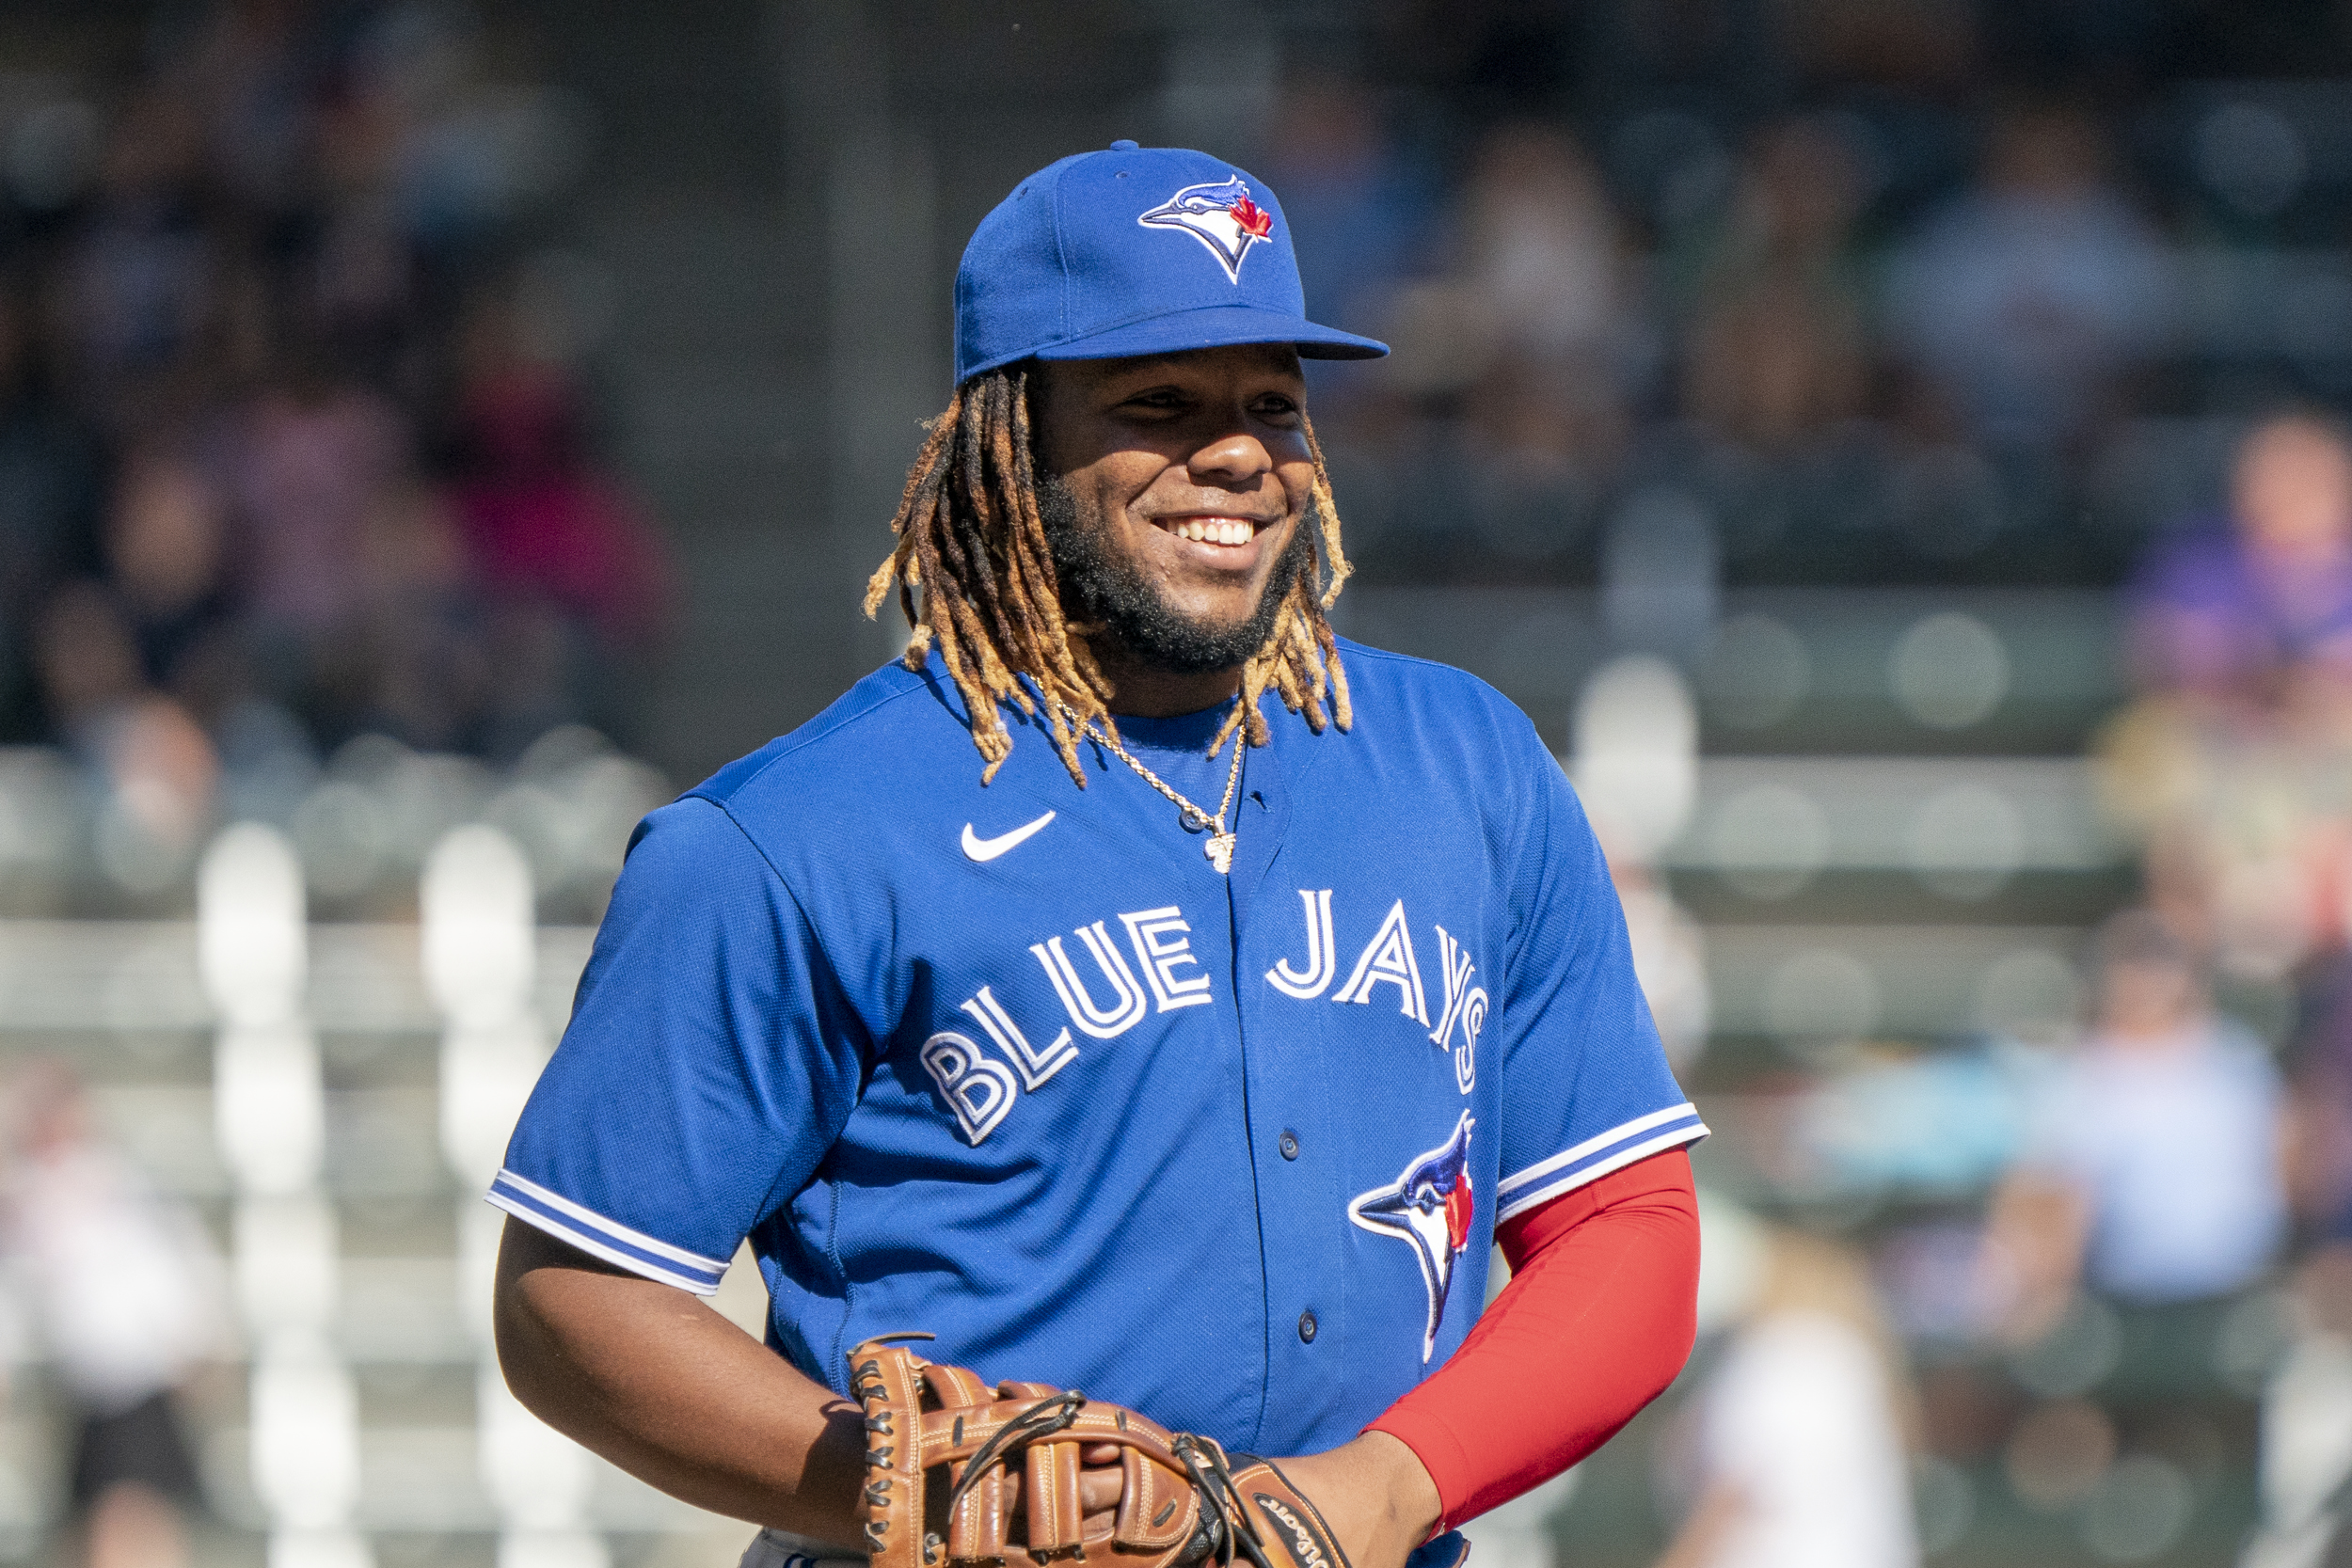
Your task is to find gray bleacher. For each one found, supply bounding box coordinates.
[0,793,762,1567]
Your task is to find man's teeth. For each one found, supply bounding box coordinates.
[1170,519,1255,544]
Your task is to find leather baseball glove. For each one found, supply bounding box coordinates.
[849,1334,1352,1568]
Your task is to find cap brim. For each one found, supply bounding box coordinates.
[1023,304,1388,371]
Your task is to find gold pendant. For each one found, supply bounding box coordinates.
[1205,833,1235,874]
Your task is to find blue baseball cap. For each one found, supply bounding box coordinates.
[954,140,1390,385]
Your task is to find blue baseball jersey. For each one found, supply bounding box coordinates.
[493,640,1703,1499]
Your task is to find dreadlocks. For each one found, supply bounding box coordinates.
[862,364,1354,786]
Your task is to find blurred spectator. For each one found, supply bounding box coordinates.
[1796,1045,2034,1208]
[229,362,410,720]
[1464,349,1623,519]
[1382,123,1636,420]
[337,468,483,751]
[4,1061,227,1568]
[1983,910,2284,1340]
[1681,118,1870,453]
[55,86,215,425]
[2242,1221,2352,1568]
[1657,1227,1920,1568]
[2285,966,2352,1255]
[1360,121,1638,568]
[98,436,318,827]
[33,582,218,878]
[182,0,324,218]
[0,282,103,738]
[101,441,232,697]
[1883,100,2171,453]
[2127,412,2352,708]
[0,0,623,785]
[447,287,670,754]
[1258,73,1429,339]
[2097,414,2352,972]
[1457,123,1630,370]
[300,79,424,388]
[2265,984,2352,1559]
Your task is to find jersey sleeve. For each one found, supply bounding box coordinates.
[1488,749,1707,1225]
[488,796,871,1293]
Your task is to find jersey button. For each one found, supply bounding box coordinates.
[1279,1131,1299,1161]
[1298,1309,1318,1343]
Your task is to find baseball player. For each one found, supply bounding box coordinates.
[488,142,1705,1568]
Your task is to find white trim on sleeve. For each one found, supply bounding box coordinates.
[485,1168,731,1296]
[1494,1105,1708,1224]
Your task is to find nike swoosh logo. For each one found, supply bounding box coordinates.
[961,811,1057,863]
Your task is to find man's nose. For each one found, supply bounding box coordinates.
[1188,431,1274,486]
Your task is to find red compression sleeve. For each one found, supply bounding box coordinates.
[1365,1148,1700,1529]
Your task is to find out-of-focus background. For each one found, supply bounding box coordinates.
[1,2,2351,1566]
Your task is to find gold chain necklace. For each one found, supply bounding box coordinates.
[1063,700,1249,873]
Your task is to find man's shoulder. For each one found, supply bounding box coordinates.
[689,656,972,816]
[1328,637,1547,756]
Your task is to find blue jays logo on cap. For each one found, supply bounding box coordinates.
[1138,177,1277,283]
[951,141,1388,386]
[1348,1111,1476,1364]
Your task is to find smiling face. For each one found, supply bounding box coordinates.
[1028,343,1316,704]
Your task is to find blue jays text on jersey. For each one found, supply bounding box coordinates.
[491,641,1706,1483]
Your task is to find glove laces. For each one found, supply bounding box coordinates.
[1171,1434,1273,1568]
[942,1388,1089,1515]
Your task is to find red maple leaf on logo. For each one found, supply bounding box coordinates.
[1443,1172,1473,1253]
[1229,195,1273,239]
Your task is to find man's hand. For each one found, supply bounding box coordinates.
[1271,1432,1442,1568]
[848,1336,1438,1568]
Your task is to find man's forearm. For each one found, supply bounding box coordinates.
[492,1218,867,1544]
[1365,1150,1701,1528]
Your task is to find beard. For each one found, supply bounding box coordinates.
[1033,470,1311,676]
